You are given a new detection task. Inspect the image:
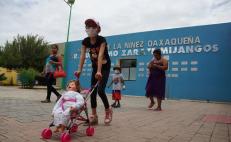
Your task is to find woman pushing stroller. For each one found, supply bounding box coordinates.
[75,19,113,125]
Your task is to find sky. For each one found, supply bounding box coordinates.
[0,0,230,46]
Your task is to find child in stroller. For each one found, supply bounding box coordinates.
[52,80,84,133]
[41,79,97,142]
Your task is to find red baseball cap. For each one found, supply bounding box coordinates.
[85,19,101,33]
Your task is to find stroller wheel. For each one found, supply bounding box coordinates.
[86,127,95,136]
[41,128,52,139]
[61,132,71,142]
[70,123,78,133]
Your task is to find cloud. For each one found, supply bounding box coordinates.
[0,0,230,46]
[211,0,231,8]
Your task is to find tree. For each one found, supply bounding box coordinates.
[0,47,3,66]
[0,34,49,71]
[0,41,22,68]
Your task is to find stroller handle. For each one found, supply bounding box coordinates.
[84,81,99,101]
[74,72,100,101]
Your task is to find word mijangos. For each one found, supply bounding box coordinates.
[153,44,219,55]
[107,44,219,57]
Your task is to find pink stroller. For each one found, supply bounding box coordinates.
[41,80,99,142]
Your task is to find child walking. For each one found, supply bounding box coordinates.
[108,66,125,108]
[52,80,84,133]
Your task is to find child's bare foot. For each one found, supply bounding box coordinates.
[60,125,66,133]
[54,128,59,133]
[54,125,61,133]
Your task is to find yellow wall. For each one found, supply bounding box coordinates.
[0,67,18,85]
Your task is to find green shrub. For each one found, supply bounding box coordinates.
[18,68,38,88]
[0,73,7,81]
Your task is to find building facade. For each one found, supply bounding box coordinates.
[63,22,231,102]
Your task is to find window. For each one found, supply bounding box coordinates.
[120,59,137,81]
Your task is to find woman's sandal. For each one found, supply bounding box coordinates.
[147,102,155,110]
[153,107,162,111]
[104,108,113,125]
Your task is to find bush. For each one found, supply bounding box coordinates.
[18,68,38,89]
[0,73,7,81]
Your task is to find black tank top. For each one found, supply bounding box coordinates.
[82,35,111,70]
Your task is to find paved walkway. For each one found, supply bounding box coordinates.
[0,86,230,142]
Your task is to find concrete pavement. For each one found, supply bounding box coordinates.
[0,86,231,142]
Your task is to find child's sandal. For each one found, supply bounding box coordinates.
[111,102,116,107]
